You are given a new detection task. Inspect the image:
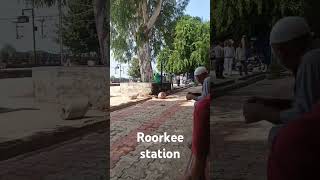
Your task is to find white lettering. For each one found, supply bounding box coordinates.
[166,151,172,158]
[174,151,180,158]
[171,135,177,142]
[139,149,181,159]
[136,132,184,143]
[152,135,158,142]
[137,132,145,142]
[145,135,151,142]
[178,135,184,142]
[140,151,145,158]
[164,132,170,142]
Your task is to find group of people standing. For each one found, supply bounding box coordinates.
[213,36,251,78]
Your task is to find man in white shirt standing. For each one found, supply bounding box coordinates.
[236,42,248,76]
[224,40,236,76]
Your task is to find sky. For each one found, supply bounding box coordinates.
[0,1,60,53]
[111,0,210,78]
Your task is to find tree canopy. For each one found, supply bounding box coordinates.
[211,0,320,41]
[0,44,16,61]
[128,57,141,79]
[111,0,189,82]
[61,0,99,56]
[212,0,306,41]
[157,16,210,74]
[23,0,109,65]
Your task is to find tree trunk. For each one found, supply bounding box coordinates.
[138,40,153,82]
[93,0,108,65]
[136,0,163,82]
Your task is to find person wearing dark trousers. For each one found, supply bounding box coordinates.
[213,41,225,78]
[236,42,248,76]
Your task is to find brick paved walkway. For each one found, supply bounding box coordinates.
[110,86,201,180]
[211,77,294,180]
[0,130,108,180]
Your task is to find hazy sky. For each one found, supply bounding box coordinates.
[0,0,60,53]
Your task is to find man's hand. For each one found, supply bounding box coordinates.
[243,102,280,124]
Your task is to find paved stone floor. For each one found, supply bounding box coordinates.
[211,77,294,180]
[0,129,108,180]
[110,86,201,180]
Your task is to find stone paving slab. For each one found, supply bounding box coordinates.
[0,78,106,161]
[110,86,199,180]
[0,130,108,180]
[211,77,294,180]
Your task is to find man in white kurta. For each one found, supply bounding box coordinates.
[224,41,235,76]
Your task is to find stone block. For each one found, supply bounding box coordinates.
[32,66,109,109]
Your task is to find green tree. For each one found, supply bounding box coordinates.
[61,0,99,57]
[111,0,189,82]
[128,57,141,79]
[212,0,305,40]
[157,16,210,75]
[22,0,109,65]
[0,44,16,62]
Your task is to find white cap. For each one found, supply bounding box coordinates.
[270,16,311,44]
[194,66,208,76]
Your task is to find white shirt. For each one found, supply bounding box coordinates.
[195,76,210,101]
[224,47,235,58]
[268,44,320,144]
[236,47,246,61]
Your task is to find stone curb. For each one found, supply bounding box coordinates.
[238,72,265,80]
[110,97,152,112]
[0,69,32,79]
[0,119,107,162]
[212,73,267,98]
[168,85,193,95]
[212,79,235,88]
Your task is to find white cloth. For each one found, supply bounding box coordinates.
[195,76,210,101]
[194,66,208,76]
[270,16,311,44]
[269,46,320,144]
[224,58,233,75]
[279,48,320,123]
[224,47,235,58]
[236,47,246,61]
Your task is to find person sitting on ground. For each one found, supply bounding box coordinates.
[243,16,320,145]
[268,101,320,180]
[181,95,210,180]
[186,67,211,101]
